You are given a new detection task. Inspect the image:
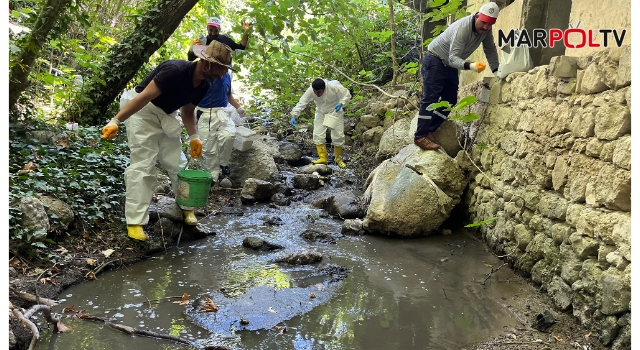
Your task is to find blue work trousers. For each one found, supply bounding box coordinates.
[415,53,459,139]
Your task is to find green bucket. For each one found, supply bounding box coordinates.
[176,169,213,207]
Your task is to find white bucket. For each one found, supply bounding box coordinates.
[322,113,340,129]
[234,126,256,151]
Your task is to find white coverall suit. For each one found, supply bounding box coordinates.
[120,90,191,226]
[196,106,237,179]
[291,80,351,146]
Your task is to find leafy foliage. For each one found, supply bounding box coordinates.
[9,121,130,245]
[426,95,480,122]
[465,216,498,227]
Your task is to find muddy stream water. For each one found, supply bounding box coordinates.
[35,199,529,350]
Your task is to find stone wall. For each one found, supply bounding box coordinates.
[458,0,630,86]
[460,46,631,349]
[566,0,631,57]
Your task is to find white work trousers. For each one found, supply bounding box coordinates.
[313,110,345,146]
[123,99,191,226]
[196,107,236,179]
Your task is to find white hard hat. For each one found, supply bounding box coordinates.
[478,2,499,24]
[207,17,221,27]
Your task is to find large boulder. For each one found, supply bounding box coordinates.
[376,117,413,160]
[241,178,276,202]
[38,196,74,230]
[16,197,50,241]
[278,141,302,164]
[150,197,183,222]
[228,138,279,187]
[363,145,467,237]
[409,116,462,158]
[327,193,367,219]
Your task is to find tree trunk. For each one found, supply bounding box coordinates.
[74,0,199,126]
[388,0,398,85]
[8,0,74,113]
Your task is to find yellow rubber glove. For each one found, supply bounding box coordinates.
[470,62,487,73]
[189,134,202,158]
[193,38,202,45]
[102,118,120,139]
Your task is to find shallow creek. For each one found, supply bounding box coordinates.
[36,201,526,350]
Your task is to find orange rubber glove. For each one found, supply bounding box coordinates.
[470,62,487,73]
[193,38,202,45]
[189,134,202,158]
[102,118,120,139]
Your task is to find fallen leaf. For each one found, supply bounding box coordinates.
[40,277,57,285]
[55,246,68,254]
[9,301,14,309]
[22,162,37,172]
[50,266,61,273]
[484,264,493,268]
[56,138,68,148]
[584,332,591,339]
[313,284,325,291]
[85,271,97,280]
[554,335,563,342]
[73,310,90,319]
[173,293,190,306]
[63,305,75,313]
[9,256,21,267]
[309,293,316,298]
[102,249,115,258]
[86,258,97,266]
[56,321,69,332]
[273,325,287,334]
[268,306,278,313]
[82,231,90,238]
[27,268,46,277]
[200,296,218,312]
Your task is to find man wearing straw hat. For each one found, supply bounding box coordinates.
[290,78,351,169]
[101,40,235,241]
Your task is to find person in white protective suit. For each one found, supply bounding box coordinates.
[196,71,246,180]
[101,40,235,241]
[289,78,351,168]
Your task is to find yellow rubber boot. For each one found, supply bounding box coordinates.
[127,225,148,241]
[183,210,198,225]
[312,144,328,165]
[334,146,346,169]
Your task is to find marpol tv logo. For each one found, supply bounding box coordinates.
[498,21,627,48]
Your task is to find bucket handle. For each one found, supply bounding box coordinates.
[183,154,195,170]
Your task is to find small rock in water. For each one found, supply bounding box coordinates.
[219,178,232,188]
[275,250,323,265]
[532,309,556,332]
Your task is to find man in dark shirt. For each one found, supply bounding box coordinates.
[187,17,250,61]
[101,40,235,241]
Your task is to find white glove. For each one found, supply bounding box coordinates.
[469,62,487,73]
[237,107,246,119]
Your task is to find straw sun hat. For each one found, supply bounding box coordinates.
[192,40,236,71]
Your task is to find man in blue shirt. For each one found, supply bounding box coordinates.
[196,72,247,181]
